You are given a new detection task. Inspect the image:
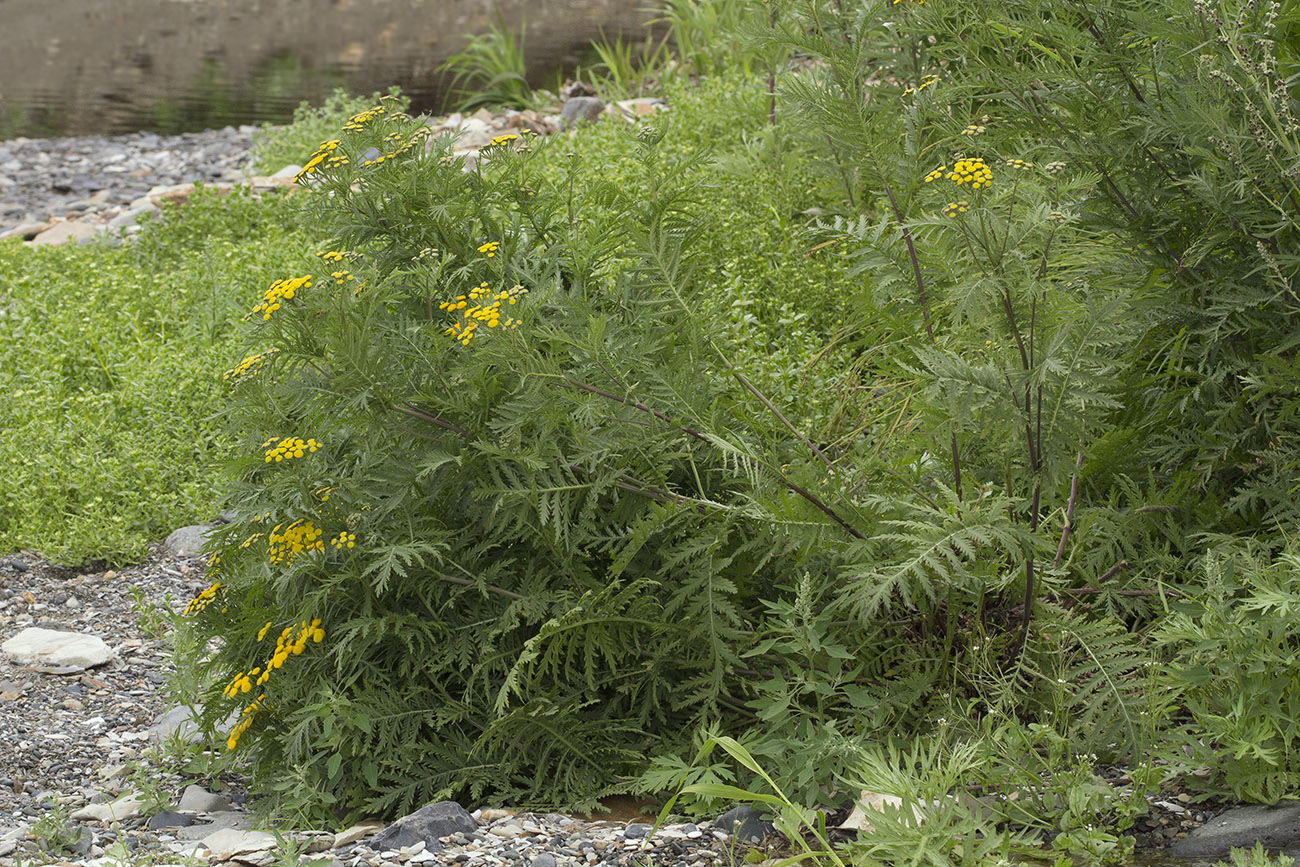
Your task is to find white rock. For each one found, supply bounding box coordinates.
[200,828,277,861]
[837,790,926,832]
[71,792,146,823]
[2,627,114,669]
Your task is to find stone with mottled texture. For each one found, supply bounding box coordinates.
[1,627,114,669]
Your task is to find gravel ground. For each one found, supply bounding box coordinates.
[0,547,214,826]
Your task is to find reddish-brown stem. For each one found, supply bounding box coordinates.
[733,370,837,475]
[395,402,471,438]
[1054,452,1084,568]
[876,164,935,343]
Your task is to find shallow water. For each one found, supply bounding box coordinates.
[0,0,649,138]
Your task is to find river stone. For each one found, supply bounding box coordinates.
[71,792,146,823]
[715,805,774,843]
[333,823,385,848]
[147,810,195,830]
[29,220,98,246]
[163,524,213,557]
[369,800,476,851]
[0,220,52,240]
[199,828,277,861]
[1169,803,1300,859]
[561,97,605,129]
[1,627,114,669]
[179,783,232,813]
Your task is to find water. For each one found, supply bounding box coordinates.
[0,0,650,139]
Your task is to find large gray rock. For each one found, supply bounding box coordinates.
[2,627,114,669]
[1169,803,1300,859]
[163,524,214,557]
[561,97,605,130]
[715,805,774,843]
[179,784,232,813]
[368,801,476,851]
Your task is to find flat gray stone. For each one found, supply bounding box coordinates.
[147,810,195,830]
[174,811,254,841]
[332,823,384,849]
[70,793,146,824]
[199,828,276,861]
[1169,803,1300,859]
[178,784,231,813]
[369,801,475,851]
[163,524,213,557]
[2,627,114,669]
[149,705,200,743]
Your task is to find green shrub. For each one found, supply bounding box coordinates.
[182,95,893,821]
[1157,540,1300,804]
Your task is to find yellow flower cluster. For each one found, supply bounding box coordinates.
[1005,158,1035,171]
[1048,210,1069,224]
[416,247,439,260]
[331,531,356,550]
[331,270,355,286]
[183,581,222,616]
[477,241,500,258]
[903,74,939,95]
[226,694,265,751]
[343,105,386,132]
[222,348,278,386]
[316,250,351,263]
[361,127,430,167]
[268,519,324,565]
[295,140,347,183]
[439,282,527,345]
[892,0,923,4]
[246,276,311,321]
[263,436,321,463]
[960,124,987,136]
[923,166,946,183]
[222,617,324,750]
[942,200,970,218]
[945,158,993,189]
[490,133,519,147]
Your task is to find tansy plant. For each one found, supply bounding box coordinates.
[176,94,900,823]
